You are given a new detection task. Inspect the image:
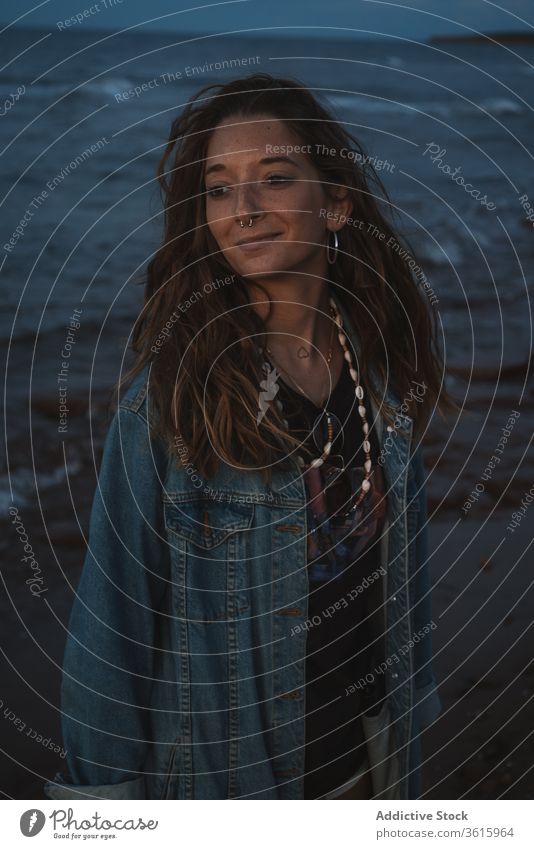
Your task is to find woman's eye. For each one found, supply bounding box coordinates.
[264,174,293,185]
[206,175,293,198]
[206,186,229,199]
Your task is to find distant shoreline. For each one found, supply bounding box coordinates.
[429,31,534,45]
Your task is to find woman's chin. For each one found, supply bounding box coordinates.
[235,260,289,278]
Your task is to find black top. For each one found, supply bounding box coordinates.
[272,357,388,799]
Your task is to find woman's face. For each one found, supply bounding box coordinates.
[204,114,350,282]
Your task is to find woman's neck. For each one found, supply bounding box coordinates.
[249,281,335,363]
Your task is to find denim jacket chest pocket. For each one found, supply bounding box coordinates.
[163,492,255,622]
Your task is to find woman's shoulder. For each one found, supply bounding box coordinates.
[104,365,170,470]
[117,365,151,418]
[108,365,162,444]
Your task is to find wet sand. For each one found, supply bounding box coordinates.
[422,513,534,799]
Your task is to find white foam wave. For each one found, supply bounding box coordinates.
[328,94,524,119]
[0,460,82,510]
[26,77,135,101]
[385,56,406,67]
[418,239,464,267]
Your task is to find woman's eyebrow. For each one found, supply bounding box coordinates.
[205,155,302,177]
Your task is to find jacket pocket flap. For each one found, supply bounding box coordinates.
[44,771,145,799]
[163,493,254,548]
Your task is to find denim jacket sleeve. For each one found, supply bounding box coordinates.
[409,443,442,732]
[43,393,171,800]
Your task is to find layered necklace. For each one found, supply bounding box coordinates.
[259,295,373,511]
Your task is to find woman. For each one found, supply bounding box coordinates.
[44,73,456,801]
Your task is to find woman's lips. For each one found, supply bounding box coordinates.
[235,233,282,251]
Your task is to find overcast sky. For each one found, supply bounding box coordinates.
[1,0,533,39]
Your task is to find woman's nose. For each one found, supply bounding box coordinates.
[233,179,261,219]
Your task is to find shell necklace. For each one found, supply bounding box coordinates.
[260,295,373,510]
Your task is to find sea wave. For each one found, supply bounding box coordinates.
[329,94,525,119]
[18,76,136,101]
[417,238,464,267]
[0,459,82,511]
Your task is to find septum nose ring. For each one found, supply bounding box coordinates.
[239,217,254,227]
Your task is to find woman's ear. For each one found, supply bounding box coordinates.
[326,187,353,230]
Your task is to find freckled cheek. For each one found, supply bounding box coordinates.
[205,217,229,247]
[207,205,240,242]
[284,213,322,244]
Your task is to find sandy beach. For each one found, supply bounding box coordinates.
[422,513,534,799]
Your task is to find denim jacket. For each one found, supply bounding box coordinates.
[44,291,440,800]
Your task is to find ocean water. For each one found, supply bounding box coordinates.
[1,26,533,515]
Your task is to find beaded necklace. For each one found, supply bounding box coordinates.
[259,295,372,511]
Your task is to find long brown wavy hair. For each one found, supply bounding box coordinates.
[121,73,458,485]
